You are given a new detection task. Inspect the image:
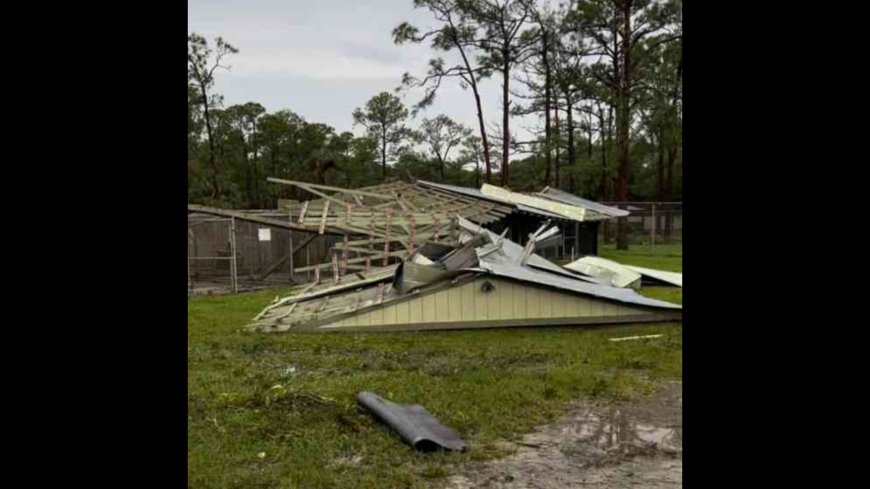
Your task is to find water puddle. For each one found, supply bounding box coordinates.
[557,405,682,461]
[446,382,682,488]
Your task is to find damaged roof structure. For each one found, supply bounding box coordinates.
[415,181,627,259]
[248,217,681,333]
[189,179,636,295]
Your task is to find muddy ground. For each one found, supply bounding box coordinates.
[446,381,682,488]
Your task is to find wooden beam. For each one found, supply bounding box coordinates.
[319,200,331,234]
[268,178,395,200]
[188,204,331,234]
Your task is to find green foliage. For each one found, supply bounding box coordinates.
[352,92,412,180]
[188,0,681,207]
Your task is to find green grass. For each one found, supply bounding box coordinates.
[599,242,682,273]
[189,256,682,488]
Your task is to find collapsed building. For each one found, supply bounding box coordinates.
[187,179,630,293]
[248,217,682,333]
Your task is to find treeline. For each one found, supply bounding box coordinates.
[189,0,681,247]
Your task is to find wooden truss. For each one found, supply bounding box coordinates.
[263,179,513,277]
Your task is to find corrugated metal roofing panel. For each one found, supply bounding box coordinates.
[537,187,630,218]
[416,180,512,205]
[564,256,642,289]
[480,184,588,221]
[625,265,683,287]
[479,250,681,310]
[418,180,589,222]
[458,217,680,309]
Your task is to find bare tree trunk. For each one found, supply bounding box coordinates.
[472,86,492,184]
[598,105,612,244]
[657,127,665,202]
[586,112,593,161]
[566,97,575,193]
[542,29,552,187]
[500,58,511,187]
[381,127,387,182]
[615,0,632,251]
[451,27,492,183]
[199,83,220,199]
[554,100,560,188]
[664,143,677,241]
[598,105,608,201]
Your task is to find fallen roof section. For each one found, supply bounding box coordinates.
[248,219,681,333]
[536,187,630,218]
[625,265,683,287]
[480,184,589,221]
[417,180,615,222]
[563,256,643,289]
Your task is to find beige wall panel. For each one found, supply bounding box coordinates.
[423,293,437,322]
[448,286,462,321]
[435,290,449,322]
[409,295,423,323]
[382,301,397,325]
[395,300,410,324]
[460,282,475,320]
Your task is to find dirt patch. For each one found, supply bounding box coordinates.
[446,381,682,488]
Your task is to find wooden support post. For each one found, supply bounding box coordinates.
[382,209,393,266]
[408,212,416,254]
[288,208,295,284]
[344,204,353,228]
[332,253,340,283]
[341,235,349,277]
[651,204,657,255]
[319,200,331,235]
[298,201,309,224]
[575,221,580,258]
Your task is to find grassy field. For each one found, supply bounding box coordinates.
[599,242,682,272]
[188,250,682,489]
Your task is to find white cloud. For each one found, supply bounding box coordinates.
[226,46,406,81]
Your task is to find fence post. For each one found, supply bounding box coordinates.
[574,222,580,258]
[288,207,294,285]
[651,204,657,255]
[230,216,238,293]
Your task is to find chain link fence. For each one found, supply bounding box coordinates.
[189,202,682,295]
[187,214,339,296]
[599,202,683,254]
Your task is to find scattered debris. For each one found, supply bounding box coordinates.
[535,186,630,218]
[626,265,683,287]
[609,334,664,342]
[190,180,633,294]
[357,391,466,452]
[563,256,643,289]
[248,218,682,333]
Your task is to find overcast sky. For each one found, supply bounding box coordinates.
[188,0,539,153]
